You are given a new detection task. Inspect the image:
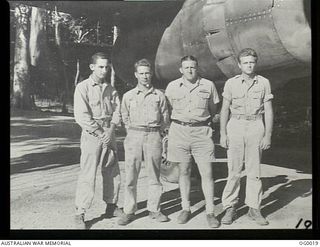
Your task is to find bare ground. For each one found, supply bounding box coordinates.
[10,109,312,230]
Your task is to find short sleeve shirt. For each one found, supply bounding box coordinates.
[165,77,220,123]
[222,74,273,115]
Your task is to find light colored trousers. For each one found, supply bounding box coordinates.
[123,129,163,214]
[75,130,121,215]
[222,118,265,210]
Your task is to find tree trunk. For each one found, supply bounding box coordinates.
[74,59,80,87]
[111,25,119,88]
[29,7,46,67]
[12,4,33,109]
[54,9,69,113]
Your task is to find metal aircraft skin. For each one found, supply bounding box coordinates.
[112,0,311,90]
[19,0,311,89]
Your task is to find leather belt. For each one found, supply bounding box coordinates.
[172,119,210,127]
[231,114,262,121]
[129,126,160,132]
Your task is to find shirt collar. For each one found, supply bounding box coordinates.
[134,85,156,95]
[179,76,202,87]
[89,75,108,86]
[240,74,258,84]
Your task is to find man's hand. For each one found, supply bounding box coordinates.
[99,130,112,148]
[220,133,229,149]
[260,135,271,150]
[212,114,220,124]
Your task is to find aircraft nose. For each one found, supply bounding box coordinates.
[155,20,184,83]
[271,0,311,64]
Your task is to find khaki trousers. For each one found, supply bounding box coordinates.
[75,130,120,215]
[123,129,163,214]
[222,118,265,209]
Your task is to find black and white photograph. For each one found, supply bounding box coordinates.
[9,0,313,232]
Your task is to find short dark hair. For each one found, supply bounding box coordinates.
[91,52,110,64]
[181,55,198,65]
[237,48,258,62]
[134,58,152,72]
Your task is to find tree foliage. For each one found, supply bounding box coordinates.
[10,3,115,110]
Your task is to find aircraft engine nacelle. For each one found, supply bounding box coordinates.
[155,0,311,89]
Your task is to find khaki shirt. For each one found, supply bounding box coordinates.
[165,77,220,123]
[121,86,169,128]
[74,76,121,133]
[222,74,273,115]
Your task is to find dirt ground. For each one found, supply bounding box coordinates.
[10,109,312,230]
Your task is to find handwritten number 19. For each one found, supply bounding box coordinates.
[296,218,312,229]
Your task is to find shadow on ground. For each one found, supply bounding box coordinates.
[11,147,81,174]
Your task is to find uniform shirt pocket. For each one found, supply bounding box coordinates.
[172,95,186,110]
[89,99,101,116]
[197,91,210,109]
[232,91,245,108]
[148,97,161,123]
[250,90,263,108]
[128,98,140,123]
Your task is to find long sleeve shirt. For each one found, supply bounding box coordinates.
[121,86,169,129]
[74,76,121,133]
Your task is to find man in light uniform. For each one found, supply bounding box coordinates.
[74,52,122,229]
[220,48,274,226]
[118,59,170,225]
[165,55,220,228]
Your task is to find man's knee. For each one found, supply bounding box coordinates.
[198,162,213,180]
[179,162,192,176]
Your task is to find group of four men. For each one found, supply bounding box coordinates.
[73,48,273,229]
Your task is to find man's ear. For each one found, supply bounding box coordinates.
[179,67,183,74]
[237,62,241,70]
[89,64,94,71]
[134,72,138,79]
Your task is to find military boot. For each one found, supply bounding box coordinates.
[247,207,269,225]
[221,206,236,225]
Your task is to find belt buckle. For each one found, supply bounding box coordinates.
[246,115,255,120]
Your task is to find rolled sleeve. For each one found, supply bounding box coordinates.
[165,84,174,115]
[222,79,232,101]
[74,85,101,133]
[110,91,121,126]
[263,79,274,103]
[211,81,220,104]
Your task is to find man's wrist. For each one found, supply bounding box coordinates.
[93,128,104,137]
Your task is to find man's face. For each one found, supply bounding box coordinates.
[135,66,152,87]
[238,55,257,75]
[180,60,198,82]
[90,58,110,80]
